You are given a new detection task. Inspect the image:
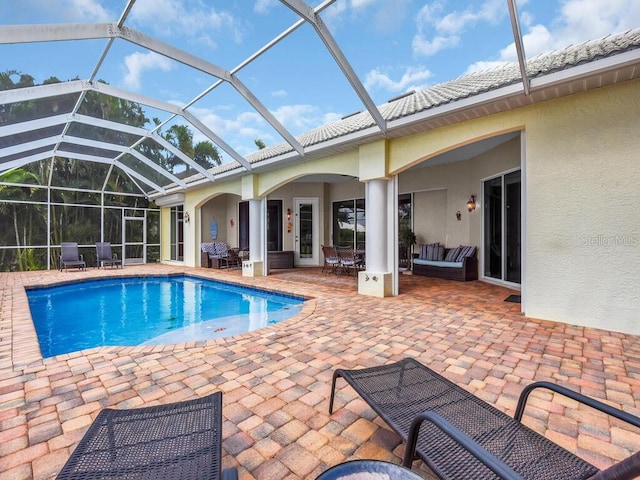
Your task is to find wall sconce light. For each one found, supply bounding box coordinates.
[183,211,190,223]
[467,195,476,212]
[456,210,462,221]
[286,208,292,233]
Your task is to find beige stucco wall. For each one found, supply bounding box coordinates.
[412,189,447,246]
[524,81,640,333]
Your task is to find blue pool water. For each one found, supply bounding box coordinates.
[27,275,305,358]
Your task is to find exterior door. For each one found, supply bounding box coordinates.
[123,215,146,265]
[483,170,521,284]
[294,198,318,266]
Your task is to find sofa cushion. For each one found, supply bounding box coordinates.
[445,247,461,262]
[414,259,463,268]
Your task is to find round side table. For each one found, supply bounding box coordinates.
[315,459,424,479]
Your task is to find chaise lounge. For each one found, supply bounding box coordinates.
[329,357,640,479]
[56,391,237,480]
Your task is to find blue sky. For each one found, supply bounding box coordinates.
[2,0,640,162]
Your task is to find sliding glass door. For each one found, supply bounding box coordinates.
[483,170,521,284]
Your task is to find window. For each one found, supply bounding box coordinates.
[332,198,365,248]
[266,200,283,251]
[238,201,249,250]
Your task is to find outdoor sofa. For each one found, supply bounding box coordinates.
[200,242,239,269]
[329,357,640,479]
[412,243,478,281]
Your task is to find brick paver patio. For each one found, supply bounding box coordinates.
[1,264,640,479]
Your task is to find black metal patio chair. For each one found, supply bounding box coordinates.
[59,242,86,271]
[56,391,238,480]
[96,242,122,269]
[329,357,640,480]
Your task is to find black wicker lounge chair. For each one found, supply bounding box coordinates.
[329,357,640,480]
[56,391,238,480]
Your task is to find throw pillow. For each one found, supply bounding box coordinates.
[435,244,445,261]
[455,245,476,262]
[445,247,460,262]
[426,242,440,260]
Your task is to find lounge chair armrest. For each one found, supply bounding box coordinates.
[402,411,524,480]
[514,381,640,429]
[588,450,640,480]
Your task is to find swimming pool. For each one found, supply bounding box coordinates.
[27,275,305,358]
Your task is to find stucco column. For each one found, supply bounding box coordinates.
[365,179,387,272]
[358,178,393,297]
[249,199,262,262]
[243,198,264,276]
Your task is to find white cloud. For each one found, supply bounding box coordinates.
[272,104,326,133]
[350,0,379,8]
[122,52,174,91]
[323,0,409,34]
[69,0,111,21]
[129,0,242,47]
[271,89,288,98]
[254,0,279,14]
[413,0,505,57]
[364,66,434,92]
[19,0,112,22]
[412,34,460,56]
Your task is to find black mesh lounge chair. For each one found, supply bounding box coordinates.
[96,242,122,269]
[56,391,238,480]
[329,357,640,480]
[59,242,86,271]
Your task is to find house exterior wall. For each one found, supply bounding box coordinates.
[172,78,640,334]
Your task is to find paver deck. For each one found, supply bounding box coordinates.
[1,264,640,479]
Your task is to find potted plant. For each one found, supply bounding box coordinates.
[399,229,417,270]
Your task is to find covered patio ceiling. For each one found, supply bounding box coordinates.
[0,0,531,198]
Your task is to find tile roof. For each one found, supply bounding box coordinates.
[189,27,640,184]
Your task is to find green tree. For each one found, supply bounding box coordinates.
[0,168,44,270]
[162,123,221,172]
[254,139,266,149]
